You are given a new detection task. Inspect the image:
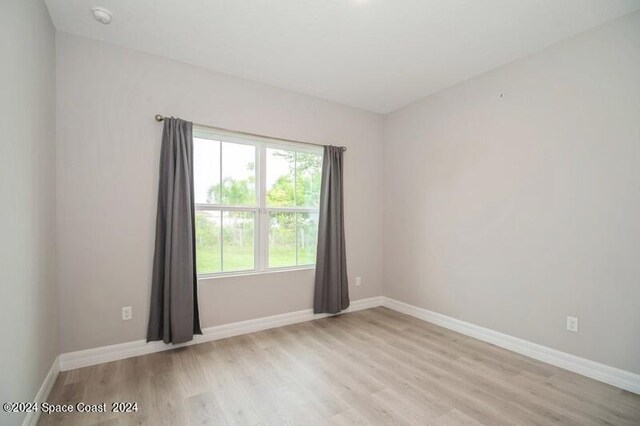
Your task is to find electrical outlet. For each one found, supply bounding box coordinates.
[355,277,362,287]
[566,316,578,333]
[122,306,133,321]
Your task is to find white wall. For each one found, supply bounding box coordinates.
[383,11,640,374]
[56,33,384,353]
[52,7,640,378]
[0,1,58,424]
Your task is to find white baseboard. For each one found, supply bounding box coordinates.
[57,295,638,395]
[59,296,384,371]
[22,356,60,426]
[382,297,640,395]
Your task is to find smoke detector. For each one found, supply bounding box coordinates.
[92,7,112,25]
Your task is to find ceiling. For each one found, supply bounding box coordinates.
[44,0,640,114]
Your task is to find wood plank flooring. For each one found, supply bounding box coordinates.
[39,307,640,425]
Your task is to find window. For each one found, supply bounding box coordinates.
[193,127,323,276]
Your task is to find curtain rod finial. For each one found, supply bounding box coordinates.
[155,114,164,122]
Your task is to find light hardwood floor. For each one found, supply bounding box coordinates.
[39,307,640,425]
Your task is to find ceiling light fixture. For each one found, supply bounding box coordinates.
[92,7,112,25]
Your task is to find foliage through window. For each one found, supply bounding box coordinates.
[193,129,322,275]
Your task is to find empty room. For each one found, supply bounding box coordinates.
[2,0,640,425]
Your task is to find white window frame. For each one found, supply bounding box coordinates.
[194,126,323,279]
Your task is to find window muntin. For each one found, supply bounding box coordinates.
[193,128,322,277]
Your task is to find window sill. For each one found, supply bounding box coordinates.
[197,266,316,281]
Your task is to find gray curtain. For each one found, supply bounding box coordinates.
[147,117,202,344]
[314,146,349,314]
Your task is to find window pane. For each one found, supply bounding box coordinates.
[221,142,256,206]
[195,210,221,274]
[268,212,296,267]
[222,211,255,272]
[297,212,319,265]
[266,148,295,207]
[295,152,323,207]
[193,138,221,204]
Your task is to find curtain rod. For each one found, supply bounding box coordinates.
[154,114,346,152]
